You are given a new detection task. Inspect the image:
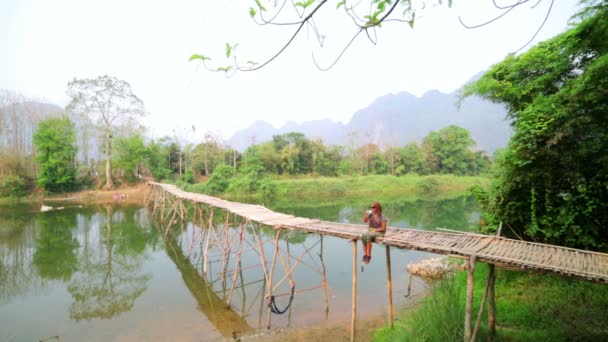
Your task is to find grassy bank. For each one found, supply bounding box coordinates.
[374,263,608,341]
[180,174,490,206]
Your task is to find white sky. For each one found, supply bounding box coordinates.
[1,0,581,142]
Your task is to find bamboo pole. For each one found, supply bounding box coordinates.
[266,229,282,329]
[351,239,358,342]
[320,236,329,319]
[471,265,494,342]
[227,223,246,308]
[488,264,496,341]
[385,245,394,328]
[464,255,477,342]
[203,208,213,274]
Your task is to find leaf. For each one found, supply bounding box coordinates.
[249,7,257,17]
[189,54,210,62]
[225,43,239,59]
[336,0,345,9]
[217,66,234,73]
[255,0,266,12]
[408,12,415,29]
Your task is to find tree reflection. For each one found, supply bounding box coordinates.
[0,205,41,303]
[33,212,79,281]
[67,205,153,321]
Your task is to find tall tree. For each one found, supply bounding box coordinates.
[66,76,145,189]
[463,1,608,249]
[423,125,478,175]
[114,134,147,183]
[33,117,78,193]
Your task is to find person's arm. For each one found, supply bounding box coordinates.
[376,216,387,234]
[363,210,371,223]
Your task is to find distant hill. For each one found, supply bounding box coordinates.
[229,89,511,153]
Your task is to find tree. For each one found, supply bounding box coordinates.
[463,1,608,249]
[423,125,478,175]
[66,76,145,189]
[33,117,78,193]
[114,134,147,183]
[397,142,427,175]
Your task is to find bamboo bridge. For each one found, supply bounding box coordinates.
[145,182,608,342]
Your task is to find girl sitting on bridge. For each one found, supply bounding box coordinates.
[362,201,387,264]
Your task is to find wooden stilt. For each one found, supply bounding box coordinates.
[385,245,394,328]
[351,239,358,342]
[266,229,282,329]
[227,223,246,308]
[471,264,494,342]
[488,264,496,341]
[203,208,212,274]
[464,255,477,342]
[320,236,329,319]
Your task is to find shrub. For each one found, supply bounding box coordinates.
[0,175,31,197]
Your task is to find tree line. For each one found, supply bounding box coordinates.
[0,88,493,196]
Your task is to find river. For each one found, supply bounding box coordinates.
[0,195,479,341]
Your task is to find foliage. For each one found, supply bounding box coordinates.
[463,2,608,249]
[205,164,235,194]
[423,125,486,176]
[191,0,451,73]
[374,263,608,341]
[258,177,278,203]
[145,138,173,181]
[375,276,463,342]
[114,135,147,183]
[66,75,145,189]
[33,117,78,193]
[0,174,31,197]
[397,142,428,175]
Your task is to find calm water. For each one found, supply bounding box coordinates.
[0,196,479,341]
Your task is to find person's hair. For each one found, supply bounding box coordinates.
[371,201,382,213]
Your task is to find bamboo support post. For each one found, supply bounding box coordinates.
[320,236,329,319]
[464,255,477,342]
[227,223,246,308]
[488,264,496,341]
[471,265,494,342]
[351,239,358,342]
[266,229,282,329]
[385,245,394,327]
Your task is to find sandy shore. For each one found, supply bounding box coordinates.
[42,183,147,205]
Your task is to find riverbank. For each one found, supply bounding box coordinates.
[373,263,608,341]
[182,174,490,206]
[0,183,147,206]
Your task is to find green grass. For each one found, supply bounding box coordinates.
[373,264,608,341]
[268,174,488,203]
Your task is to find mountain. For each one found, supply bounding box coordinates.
[229,90,511,153]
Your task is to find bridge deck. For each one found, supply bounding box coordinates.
[148,182,608,283]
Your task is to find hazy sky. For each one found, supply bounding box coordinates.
[1,0,581,142]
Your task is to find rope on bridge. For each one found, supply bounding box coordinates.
[269,286,296,314]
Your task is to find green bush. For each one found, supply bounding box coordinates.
[417,176,440,195]
[0,175,31,197]
[206,165,234,194]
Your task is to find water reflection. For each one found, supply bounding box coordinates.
[150,195,479,336]
[0,204,156,319]
[0,195,479,341]
[67,205,155,321]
